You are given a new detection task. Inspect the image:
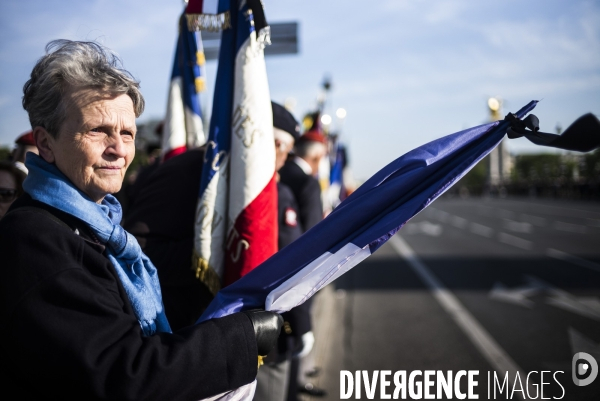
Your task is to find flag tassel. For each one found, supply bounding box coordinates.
[192,251,222,296]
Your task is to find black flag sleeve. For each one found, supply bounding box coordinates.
[506,112,600,152]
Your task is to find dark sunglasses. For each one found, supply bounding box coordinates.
[0,188,18,203]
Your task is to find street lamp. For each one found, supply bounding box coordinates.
[487,97,502,122]
[336,108,347,119]
[320,114,332,126]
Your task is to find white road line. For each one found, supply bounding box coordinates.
[520,213,547,227]
[496,199,600,218]
[502,219,533,234]
[469,222,494,238]
[496,209,516,219]
[498,232,533,251]
[546,248,600,273]
[553,221,588,234]
[588,219,600,228]
[435,210,450,223]
[451,215,468,229]
[389,235,535,400]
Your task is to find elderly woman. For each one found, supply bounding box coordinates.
[0,40,281,400]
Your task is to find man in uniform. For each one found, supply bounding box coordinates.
[253,102,313,401]
[278,129,328,400]
[278,130,327,232]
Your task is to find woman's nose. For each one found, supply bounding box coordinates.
[105,134,128,158]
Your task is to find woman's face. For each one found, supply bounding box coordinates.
[45,90,136,203]
[0,170,17,218]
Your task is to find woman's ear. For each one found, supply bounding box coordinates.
[32,126,56,163]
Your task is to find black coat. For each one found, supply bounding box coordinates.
[278,160,323,233]
[124,148,214,331]
[275,183,311,357]
[0,194,257,401]
[277,182,302,250]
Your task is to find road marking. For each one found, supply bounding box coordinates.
[496,198,600,218]
[502,219,533,234]
[553,221,588,234]
[451,215,468,229]
[546,248,600,273]
[498,232,533,250]
[404,221,443,237]
[496,208,516,219]
[390,235,534,400]
[526,276,600,321]
[469,222,494,238]
[588,219,600,228]
[435,209,450,223]
[520,213,547,227]
[489,279,544,308]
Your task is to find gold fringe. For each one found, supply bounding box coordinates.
[195,77,206,93]
[257,355,265,368]
[186,12,231,32]
[191,251,221,296]
[196,51,206,66]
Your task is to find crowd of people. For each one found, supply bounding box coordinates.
[0,39,329,401]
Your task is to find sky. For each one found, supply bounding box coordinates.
[1,0,599,180]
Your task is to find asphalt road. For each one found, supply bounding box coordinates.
[301,197,600,401]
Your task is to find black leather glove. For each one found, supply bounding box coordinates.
[243,310,284,356]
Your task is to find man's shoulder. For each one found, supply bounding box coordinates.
[277,182,294,198]
[279,160,310,185]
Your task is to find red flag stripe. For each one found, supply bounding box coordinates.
[223,174,278,286]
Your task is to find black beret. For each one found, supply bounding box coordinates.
[272,101,300,142]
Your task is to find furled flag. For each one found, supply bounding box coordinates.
[194,100,535,400]
[199,101,543,327]
[187,0,278,295]
[161,12,207,161]
[201,101,599,399]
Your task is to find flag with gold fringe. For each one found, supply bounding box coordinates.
[189,0,278,304]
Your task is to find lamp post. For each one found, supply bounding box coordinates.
[486,97,511,196]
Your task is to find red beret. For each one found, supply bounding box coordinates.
[15,131,35,146]
[298,129,327,145]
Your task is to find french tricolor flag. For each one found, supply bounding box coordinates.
[197,101,539,399]
[189,0,277,295]
[161,12,207,162]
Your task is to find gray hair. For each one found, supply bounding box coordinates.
[22,40,145,137]
[294,139,326,159]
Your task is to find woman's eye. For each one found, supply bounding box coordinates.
[90,127,104,133]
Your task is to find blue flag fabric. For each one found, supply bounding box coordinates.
[198,100,538,322]
[173,13,204,120]
[161,13,206,159]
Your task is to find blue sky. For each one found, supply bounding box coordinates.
[1,0,599,179]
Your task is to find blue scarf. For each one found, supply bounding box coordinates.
[23,153,171,336]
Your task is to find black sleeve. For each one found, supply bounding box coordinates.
[297,177,323,232]
[0,212,257,401]
[277,183,303,249]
